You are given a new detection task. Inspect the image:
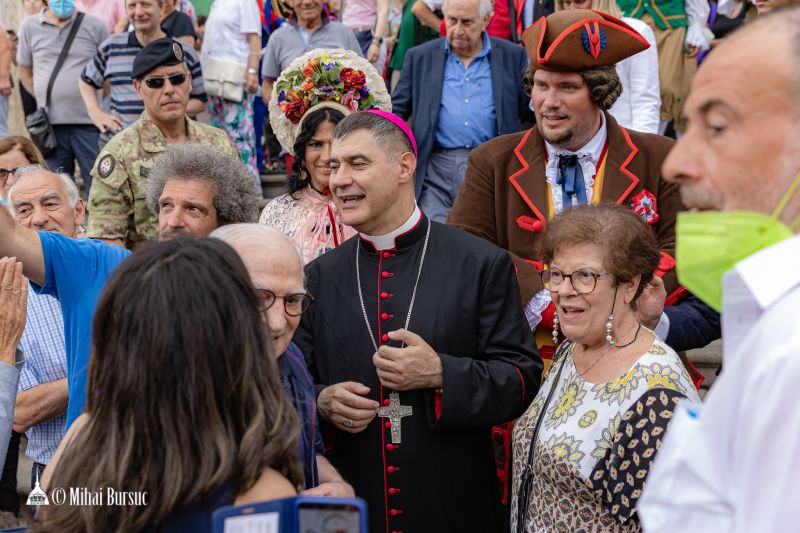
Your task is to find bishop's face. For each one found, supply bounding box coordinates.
[328,129,416,236]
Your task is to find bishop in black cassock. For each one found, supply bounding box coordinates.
[293,111,543,533]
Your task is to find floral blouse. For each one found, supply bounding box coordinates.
[259,186,356,264]
[511,338,700,532]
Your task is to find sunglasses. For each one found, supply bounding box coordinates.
[142,72,187,89]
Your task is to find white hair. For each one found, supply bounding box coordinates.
[442,0,494,19]
[210,223,305,280]
[9,165,81,209]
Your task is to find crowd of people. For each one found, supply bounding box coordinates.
[0,0,797,530]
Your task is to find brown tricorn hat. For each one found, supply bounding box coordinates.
[522,9,649,72]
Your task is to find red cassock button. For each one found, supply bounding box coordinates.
[389,488,401,495]
[381,313,391,320]
[381,292,391,299]
[383,399,391,406]
[381,271,390,278]
[387,466,399,473]
[383,252,394,258]
[390,509,403,516]
[384,421,392,428]
[386,444,395,451]
[381,334,390,342]
[391,530,403,533]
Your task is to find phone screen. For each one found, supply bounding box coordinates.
[297,503,361,533]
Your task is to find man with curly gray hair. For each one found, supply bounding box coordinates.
[0,142,259,430]
[449,9,687,364]
[145,143,260,240]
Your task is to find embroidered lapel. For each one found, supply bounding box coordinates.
[601,116,641,205]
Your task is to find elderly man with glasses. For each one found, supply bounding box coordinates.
[86,37,238,249]
[212,223,355,498]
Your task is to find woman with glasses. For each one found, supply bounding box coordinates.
[511,204,699,532]
[0,136,46,198]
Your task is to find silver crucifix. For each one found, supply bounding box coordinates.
[378,391,413,444]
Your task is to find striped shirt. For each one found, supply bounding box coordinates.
[18,289,68,466]
[81,31,207,129]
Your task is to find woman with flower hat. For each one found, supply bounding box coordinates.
[260,49,392,264]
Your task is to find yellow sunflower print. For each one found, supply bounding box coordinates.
[592,367,643,406]
[545,371,587,429]
[591,412,622,460]
[544,433,585,467]
[641,363,687,393]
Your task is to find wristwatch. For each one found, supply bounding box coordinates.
[247,67,258,75]
[372,35,383,46]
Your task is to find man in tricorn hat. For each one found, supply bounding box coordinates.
[86,37,239,249]
[448,10,687,365]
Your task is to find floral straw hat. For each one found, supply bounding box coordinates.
[269,48,392,155]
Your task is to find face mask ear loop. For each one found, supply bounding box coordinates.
[771,172,800,223]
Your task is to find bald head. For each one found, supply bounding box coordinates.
[211,224,306,358]
[717,7,800,103]
[661,6,800,224]
[211,224,303,272]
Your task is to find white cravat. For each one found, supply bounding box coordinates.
[544,112,608,214]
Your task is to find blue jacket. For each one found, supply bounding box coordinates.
[392,36,534,198]
[279,342,324,489]
[664,296,721,353]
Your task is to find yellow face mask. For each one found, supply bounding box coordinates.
[676,173,800,312]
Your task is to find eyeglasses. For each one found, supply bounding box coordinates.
[542,268,611,295]
[256,288,313,317]
[142,72,187,89]
[0,168,18,180]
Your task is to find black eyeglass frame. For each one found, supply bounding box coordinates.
[0,168,19,180]
[542,268,613,295]
[256,288,314,317]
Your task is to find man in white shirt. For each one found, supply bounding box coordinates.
[638,8,800,532]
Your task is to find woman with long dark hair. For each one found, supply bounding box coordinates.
[260,49,392,263]
[37,238,302,532]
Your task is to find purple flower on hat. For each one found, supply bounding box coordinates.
[278,89,287,103]
[323,62,335,71]
[360,87,369,99]
[319,83,336,96]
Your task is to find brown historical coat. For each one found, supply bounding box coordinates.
[448,112,684,305]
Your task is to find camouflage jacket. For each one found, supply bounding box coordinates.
[86,112,238,247]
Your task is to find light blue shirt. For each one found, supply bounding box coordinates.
[18,290,67,465]
[434,32,497,149]
[34,232,131,428]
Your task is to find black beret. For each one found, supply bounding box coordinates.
[131,38,186,80]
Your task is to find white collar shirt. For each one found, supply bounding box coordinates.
[638,235,800,533]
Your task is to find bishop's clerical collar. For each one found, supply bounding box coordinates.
[359,205,423,251]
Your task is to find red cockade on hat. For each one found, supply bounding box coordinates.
[630,189,660,225]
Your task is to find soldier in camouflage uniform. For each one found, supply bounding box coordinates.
[87,38,240,248]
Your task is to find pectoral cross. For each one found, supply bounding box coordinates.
[378,391,413,444]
